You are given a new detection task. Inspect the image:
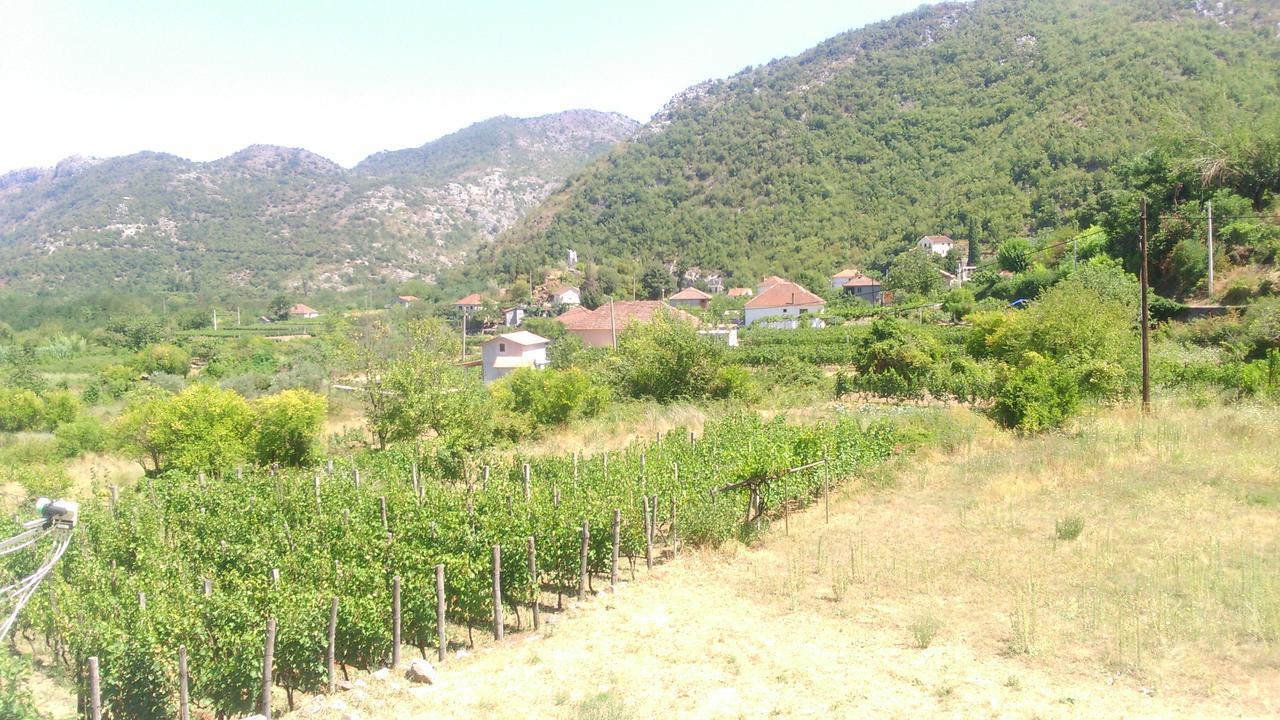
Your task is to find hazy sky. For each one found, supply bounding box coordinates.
[0,0,923,173]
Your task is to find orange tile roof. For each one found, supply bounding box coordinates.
[759,275,788,289]
[454,293,483,306]
[669,287,712,300]
[556,306,592,323]
[745,281,826,310]
[560,301,699,331]
[726,287,753,297]
[289,303,319,314]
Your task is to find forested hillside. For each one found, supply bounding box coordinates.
[475,0,1280,287]
[0,111,638,294]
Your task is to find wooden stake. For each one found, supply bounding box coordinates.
[527,536,540,630]
[138,591,146,610]
[380,497,388,533]
[176,645,189,720]
[643,497,653,570]
[109,485,118,515]
[327,597,338,693]
[203,578,212,597]
[392,576,401,669]
[579,519,590,599]
[523,464,531,502]
[262,618,276,718]
[88,656,101,720]
[823,457,830,524]
[670,497,678,555]
[435,564,447,662]
[492,545,503,641]
[611,510,621,588]
[314,474,322,507]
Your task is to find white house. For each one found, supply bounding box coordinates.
[454,293,484,313]
[288,303,320,319]
[482,331,550,383]
[743,281,826,328]
[552,286,581,306]
[698,326,739,347]
[918,235,954,256]
[502,306,526,327]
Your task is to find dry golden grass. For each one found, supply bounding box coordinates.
[288,397,1280,719]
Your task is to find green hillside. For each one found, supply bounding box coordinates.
[473,0,1280,288]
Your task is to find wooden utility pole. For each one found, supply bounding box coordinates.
[1207,201,1215,295]
[461,307,467,359]
[1140,197,1151,413]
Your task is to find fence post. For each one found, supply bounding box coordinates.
[178,645,189,720]
[327,596,338,693]
[392,576,401,669]
[823,456,830,524]
[435,564,447,662]
[109,485,118,515]
[380,497,388,533]
[527,537,540,630]
[611,510,620,588]
[88,656,101,720]
[523,463,531,502]
[492,545,503,641]
[203,578,212,597]
[579,520,590,599]
[670,497,678,555]
[262,618,276,719]
[643,496,653,570]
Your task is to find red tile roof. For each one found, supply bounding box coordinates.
[921,235,953,245]
[669,287,712,301]
[759,275,788,290]
[556,306,592,324]
[560,301,699,331]
[834,269,880,286]
[454,293,483,306]
[288,303,319,315]
[726,288,753,297]
[745,282,826,310]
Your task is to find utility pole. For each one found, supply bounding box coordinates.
[212,309,218,331]
[1207,201,1214,296]
[236,306,241,326]
[609,298,617,350]
[1073,234,1078,271]
[461,307,467,359]
[1140,197,1151,413]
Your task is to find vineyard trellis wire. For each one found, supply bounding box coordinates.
[10,411,898,719]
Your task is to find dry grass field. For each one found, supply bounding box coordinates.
[289,398,1280,719]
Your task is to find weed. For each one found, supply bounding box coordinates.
[1009,578,1039,655]
[1004,675,1022,690]
[577,691,634,720]
[1055,515,1084,541]
[831,569,851,603]
[909,610,942,649]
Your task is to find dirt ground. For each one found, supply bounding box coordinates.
[290,403,1280,720]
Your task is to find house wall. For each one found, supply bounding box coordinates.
[567,327,615,348]
[744,303,824,326]
[669,298,709,309]
[556,290,581,305]
[482,341,548,383]
[844,285,882,303]
[919,239,951,256]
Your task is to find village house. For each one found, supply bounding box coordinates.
[501,306,526,327]
[288,303,320,319]
[481,331,550,383]
[831,268,882,304]
[744,281,826,328]
[726,287,754,298]
[551,285,581,306]
[668,286,712,310]
[918,235,954,256]
[757,275,788,295]
[394,295,419,309]
[559,301,699,348]
[454,293,484,313]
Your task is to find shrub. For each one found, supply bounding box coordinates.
[1055,515,1085,541]
[253,388,328,466]
[708,365,755,400]
[0,649,40,719]
[496,367,610,429]
[0,388,44,432]
[992,354,1080,432]
[135,343,191,375]
[615,313,723,402]
[54,417,107,458]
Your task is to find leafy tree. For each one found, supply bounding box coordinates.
[993,352,1080,432]
[615,312,723,401]
[942,287,976,321]
[269,294,293,321]
[135,343,191,376]
[997,238,1034,273]
[114,384,253,475]
[253,389,327,466]
[640,263,675,300]
[884,250,943,297]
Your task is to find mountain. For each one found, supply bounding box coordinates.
[475,0,1280,289]
[0,110,639,294]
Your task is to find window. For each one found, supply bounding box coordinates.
[499,343,506,352]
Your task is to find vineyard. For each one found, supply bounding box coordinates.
[13,412,898,719]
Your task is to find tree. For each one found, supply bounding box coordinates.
[997,238,1034,273]
[268,294,293,321]
[506,277,532,305]
[884,250,943,297]
[640,263,675,300]
[615,312,724,401]
[942,287,976,321]
[253,389,327,466]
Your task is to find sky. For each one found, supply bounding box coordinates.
[0,0,923,173]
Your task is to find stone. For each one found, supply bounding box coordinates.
[405,658,439,684]
[370,667,391,681]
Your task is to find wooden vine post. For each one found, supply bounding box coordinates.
[610,509,621,588]
[392,576,402,668]
[491,545,503,641]
[579,519,590,599]
[326,597,338,693]
[87,656,101,720]
[435,564,447,662]
[527,537,540,630]
[642,496,654,570]
[262,617,276,719]
[178,645,190,720]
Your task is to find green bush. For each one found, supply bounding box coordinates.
[253,388,328,466]
[992,354,1080,432]
[135,343,191,376]
[615,313,723,402]
[0,388,43,432]
[0,649,41,719]
[495,367,610,430]
[54,417,107,458]
[1055,515,1085,541]
[708,365,755,400]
